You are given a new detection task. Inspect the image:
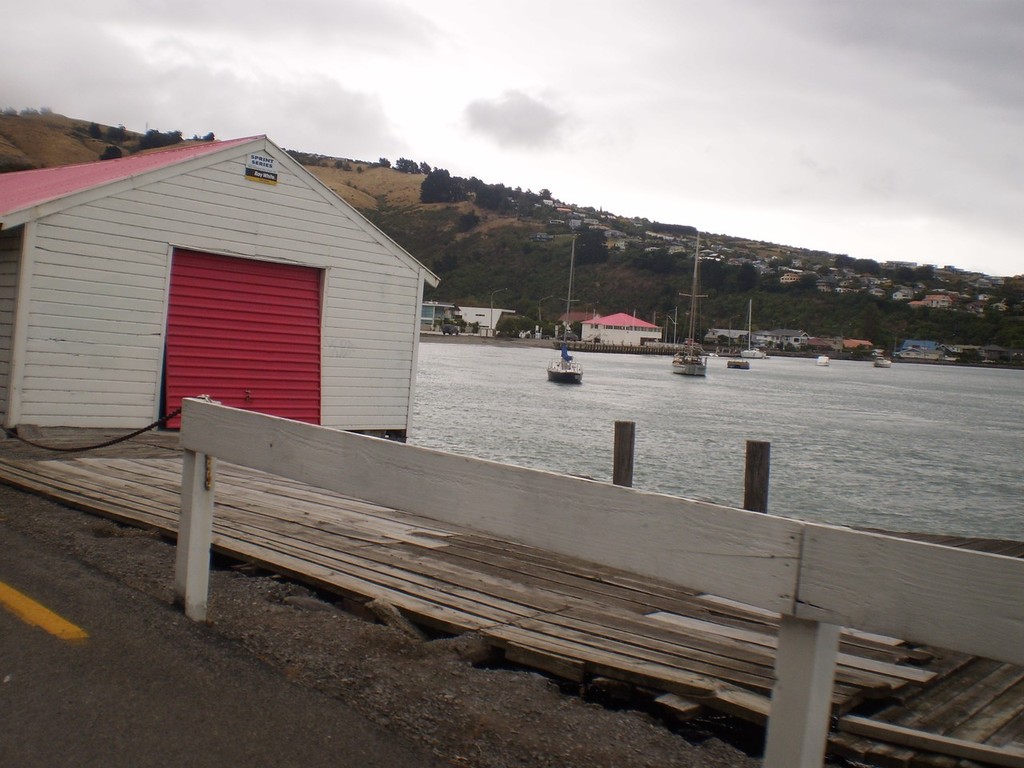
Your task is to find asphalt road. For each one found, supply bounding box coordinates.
[0,523,447,768]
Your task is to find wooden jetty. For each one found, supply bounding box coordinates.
[2,422,1023,767]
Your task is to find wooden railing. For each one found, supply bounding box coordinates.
[175,398,1024,768]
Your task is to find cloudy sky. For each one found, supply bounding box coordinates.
[4,0,1022,276]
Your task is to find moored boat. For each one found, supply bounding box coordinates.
[672,233,708,377]
[547,236,583,384]
[739,299,767,359]
[547,342,583,383]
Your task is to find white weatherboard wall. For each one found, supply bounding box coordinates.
[0,226,22,423]
[6,140,435,430]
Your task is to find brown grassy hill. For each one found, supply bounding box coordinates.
[0,111,119,171]
[0,111,433,218]
[307,163,424,212]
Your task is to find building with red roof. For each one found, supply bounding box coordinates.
[0,137,437,436]
[581,312,663,345]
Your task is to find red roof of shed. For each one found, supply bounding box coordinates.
[588,312,660,328]
[0,136,261,219]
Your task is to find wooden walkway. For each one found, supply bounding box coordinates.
[2,430,1022,767]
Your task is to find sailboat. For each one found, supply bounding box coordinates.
[547,236,583,384]
[671,233,708,377]
[739,299,767,359]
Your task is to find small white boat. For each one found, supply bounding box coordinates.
[739,299,767,359]
[816,355,830,367]
[547,343,583,383]
[873,356,892,368]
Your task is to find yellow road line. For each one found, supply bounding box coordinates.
[0,581,89,642]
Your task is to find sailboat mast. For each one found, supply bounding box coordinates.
[563,236,576,342]
[747,299,753,351]
[688,233,700,342]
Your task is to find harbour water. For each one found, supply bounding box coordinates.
[410,341,1024,541]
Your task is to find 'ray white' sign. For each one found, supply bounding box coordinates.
[245,153,278,185]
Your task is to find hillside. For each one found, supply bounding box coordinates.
[2,110,1022,353]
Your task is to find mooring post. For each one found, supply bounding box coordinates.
[174,448,216,622]
[612,421,635,487]
[743,440,771,513]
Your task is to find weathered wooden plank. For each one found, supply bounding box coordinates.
[835,659,1019,768]
[434,540,710,617]
[180,398,805,613]
[693,594,928,666]
[944,672,1024,745]
[654,693,703,721]
[503,643,586,682]
[987,697,1024,750]
[510,613,781,695]
[0,459,175,531]
[213,517,562,626]
[215,534,486,636]
[891,661,1023,734]
[648,612,934,686]
[839,716,1024,768]
[487,622,767,710]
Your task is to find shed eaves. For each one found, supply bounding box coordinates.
[0,136,260,219]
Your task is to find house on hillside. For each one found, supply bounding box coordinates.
[0,136,438,438]
[581,313,662,345]
[916,293,955,309]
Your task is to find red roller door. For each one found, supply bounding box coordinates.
[164,249,322,427]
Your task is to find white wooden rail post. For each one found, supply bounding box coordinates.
[174,448,216,622]
[763,616,842,768]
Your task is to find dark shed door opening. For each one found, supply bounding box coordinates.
[165,249,322,427]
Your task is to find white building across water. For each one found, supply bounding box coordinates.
[581,312,662,345]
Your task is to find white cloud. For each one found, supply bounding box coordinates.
[465,91,568,149]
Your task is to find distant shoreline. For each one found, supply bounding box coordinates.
[419,332,1022,369]
[420,332,551,349]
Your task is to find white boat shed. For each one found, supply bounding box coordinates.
[0,136,438,438]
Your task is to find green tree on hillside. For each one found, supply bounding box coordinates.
[138,129,182,150]
[394,157,420,173]
[574,229,608,265]
[420,169,467,203]
[736,263,758,292]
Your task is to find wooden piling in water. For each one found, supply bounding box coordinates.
[613,421,635,488]
[743,440,771,513]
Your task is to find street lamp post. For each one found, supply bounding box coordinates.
[538,295,555,324]
[489,288,507,337]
